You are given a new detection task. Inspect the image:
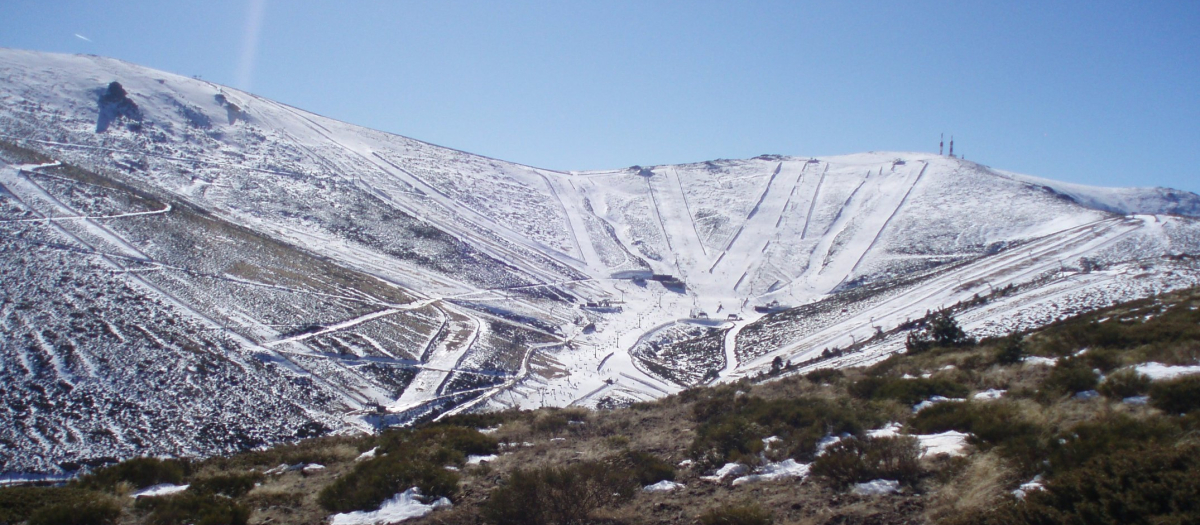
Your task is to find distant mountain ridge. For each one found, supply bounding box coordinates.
[2,48,1199,474]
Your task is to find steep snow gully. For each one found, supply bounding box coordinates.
[3,49,1200,471]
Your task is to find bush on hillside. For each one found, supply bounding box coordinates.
[188,472,264,498]
[1013,442,1200,525]
[698,503,774,525]
[318,455,459,513]
[811,435,921,488]
[1097,369,1151,399]
[1046,414,1179,475]
[689,394,871,468]
[617,450,675,486]
[27,496,121,525]
[1150,375,1200,414]
[906,310,975,354]
[0,487,120,525]
[995,333,1026,365]
[849,376,969,405]
[481,461,637,525]
[74,457,189,492]
[134,492,249,525]
[1042,358,1099,395]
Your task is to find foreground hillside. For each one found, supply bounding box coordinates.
[4,47,1200,472]
[5,287,1199,525]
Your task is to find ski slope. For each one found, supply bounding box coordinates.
[2,48,1200,471]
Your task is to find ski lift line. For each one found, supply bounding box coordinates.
[670,166,709,257]
[537,171,590,265]
[643,172,677,256]
[367,151,590,282]
[800,164,828,240]
[848,162,929,275]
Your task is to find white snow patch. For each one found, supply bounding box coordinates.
[356,447,378,461]
[731,459,811,485]
[701,462,749,482]
[1123,395,1150,405]
[329,488,451,525]
[866,422,903,438]
[917,431,969,458]
[1023,356,1059,366]
[302,463,325,473]
[643,480,684,492]
[852,479,900,495]
[677,459,694,467]
[131,484,189,498]
[477,426,500,434]
[1134,362,1200,381]
[466,454,498,465]
[1073,390,1101,400]
[972,389,1006,400]
[1012,475,1044,500]
[913,396,964,412]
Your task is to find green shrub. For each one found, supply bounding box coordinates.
[0,487,108,524]
[318,456,459,513]
[689,395,871,468]
[1150,375,1200,414]
[27,495,121,525]
[909,401,1047,474]
[1014,442,1200,525]
[995,333,1026,365]
[75,457,188,491]
[1043,358,1099,395]
[850,377,968,405]
[0,488,120,525]
[618,450,675,486]
[1046,414,1179,474]
[377,424,498,466]
[531,412,571,434]
[188,472,263,498]
[1097,369,1151,399]
[906,310,975,354]
[811,435,921,488]
[804,368,844,383]
[481,461,636,525]
[698,503,774,525]
[135,492,249,525]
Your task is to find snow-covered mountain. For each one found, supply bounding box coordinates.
[2,48,1199,474]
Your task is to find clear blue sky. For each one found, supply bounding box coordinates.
[3,1,1198,192]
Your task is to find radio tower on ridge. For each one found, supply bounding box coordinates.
[939,133,944,155]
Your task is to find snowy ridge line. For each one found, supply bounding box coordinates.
[0,134,297,177]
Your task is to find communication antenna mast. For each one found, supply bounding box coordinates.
[939,133,944,156]
[949,136,955,158]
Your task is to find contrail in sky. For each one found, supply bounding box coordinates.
[74,34,92,42]
[236,0,268,91]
